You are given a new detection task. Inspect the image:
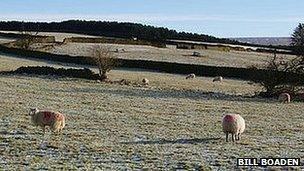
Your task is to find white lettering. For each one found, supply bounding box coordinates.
[238,159,244,166]
[268,159,273,165]
[280,159,286,165]
[261,159,267,166]
[288,159,299,166]
[260,158,300,166]
[274,159,280,165]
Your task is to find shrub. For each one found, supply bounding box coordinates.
[91,45,118,81]
[248,51,304,97]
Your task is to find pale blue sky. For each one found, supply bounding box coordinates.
[0,0,303,38]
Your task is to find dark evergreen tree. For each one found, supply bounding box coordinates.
[291,23,304,55]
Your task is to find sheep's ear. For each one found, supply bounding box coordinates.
[29,108,34,115]
[29,108,38,113]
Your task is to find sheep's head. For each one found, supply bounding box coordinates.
[29,108,38,115]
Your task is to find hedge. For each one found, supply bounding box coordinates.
[2,66,100,80]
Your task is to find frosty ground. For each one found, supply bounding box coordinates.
[0,54,303,170]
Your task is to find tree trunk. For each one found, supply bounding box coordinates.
[100,72,108,81]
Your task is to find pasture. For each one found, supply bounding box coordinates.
[47,42,296,68]
[0,31,296,68]
[0,54,303,170]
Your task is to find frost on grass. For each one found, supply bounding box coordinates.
[0,66,303,170]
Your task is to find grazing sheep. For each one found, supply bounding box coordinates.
[213,76,223,82]
[29,108,65,133]
[142,78,149,85]
[192,51,201,57]
[186,73,195,79]
[222,114,245,142]
[119,79,131,85]
[278,93,291,103]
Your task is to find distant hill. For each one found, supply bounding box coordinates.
[0,20,239,45]
[230,37,292,46]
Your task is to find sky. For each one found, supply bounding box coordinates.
[0,0,303,38]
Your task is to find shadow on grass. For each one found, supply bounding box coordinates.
[18,81,264,102]
[0,130,26,135]
[121,137,221,145]
[101,88,265,103]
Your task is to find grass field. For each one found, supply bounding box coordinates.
[0,54,303,170]
[0,30,296,68]
[47,42,297,68]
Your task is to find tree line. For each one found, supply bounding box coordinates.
[0,20,241,44]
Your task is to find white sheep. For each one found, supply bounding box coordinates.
[278,93,291,103]
[29,108,65,133]
[222,114,245,142]
[142,78,149,85]
[213,76,223,82]
[186,73,195,79]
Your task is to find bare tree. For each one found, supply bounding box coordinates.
[249,50,304,97]
[91,45,117,81]
[16,22,39,50]
[16,37,35,50]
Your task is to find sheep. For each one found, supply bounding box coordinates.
[213,76,223,82]
[186,73,195,79]
[278,93,291,103]
[142,78,149,85]
[222,114,245,142]
[192,51,201,57]
[29,108,65,133]
[119,79,131,85]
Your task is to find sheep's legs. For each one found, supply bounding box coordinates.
[226,133,237,142]
[237,133,240,141]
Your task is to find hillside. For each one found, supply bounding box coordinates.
[0,20,239,44]
[0,30,296,69]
